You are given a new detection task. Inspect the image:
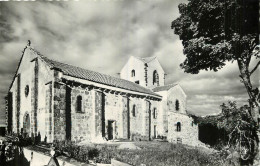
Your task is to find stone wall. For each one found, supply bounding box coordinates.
[167,85,186,114]
[45,82,52,142]
[129,97,145,140]
[70,86,94,142]
[145,59,165,89]
[104,93,123,139]
[121,96,129,139]
[94,90,103,139]
[168,112,199,146]
[120,56,146,87]
[120,56,165,89]
[53,82,66,141]
[149,100,160,139]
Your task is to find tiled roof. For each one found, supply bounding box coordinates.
[152,84,177,92]
[135,56,157,63]
[40,55,161,97]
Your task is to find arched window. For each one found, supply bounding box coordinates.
[175,100,179,111]
[177,122,181,132]
[131,70,135,77]
[153,70,159,85]
[76,96,82,113]
[153,108,157,119]
[132,105,136,117]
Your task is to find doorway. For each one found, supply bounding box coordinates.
[154,125,157,138]
[108,120,115,140]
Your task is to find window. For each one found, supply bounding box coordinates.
[131,70,135,77]
[153,108,157,119]
[135,80,139,84]
[176,122,181,132]
[153,70,159,85]
[76,96,83,112]
[132,105,136,117]
[25,85,29,97]
[175,100,179,111]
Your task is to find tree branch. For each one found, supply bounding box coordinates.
[250,61,260,76]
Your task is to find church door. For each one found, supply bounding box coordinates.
[108,120,114,140]
[154,125,157,138]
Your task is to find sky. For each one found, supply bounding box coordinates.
[0,0,258,125]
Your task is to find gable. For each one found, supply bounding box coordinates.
[147,57,165,74]
[8,46,53,93]
[167,84,187,114]
[8,46,37,92]
[168,84,186,98]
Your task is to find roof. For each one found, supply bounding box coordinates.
[38,53,160,97]
[152,84,178,92]
[134,56,157,63]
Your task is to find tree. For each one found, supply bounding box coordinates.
[171,0,259,122]
[171,0,259,162]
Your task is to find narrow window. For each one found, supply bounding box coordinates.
[135,80,140,84]
[177,122,181,132]
[131,70,135,77]
[153,108,157,119]
[76,96,82,112]
[153,70,159,86]
[175,100,179,111]
[132,105,136,117]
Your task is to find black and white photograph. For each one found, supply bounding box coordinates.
[0,0,259,165]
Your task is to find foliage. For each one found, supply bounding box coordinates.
[194,101,258,163]
[218,101,258,162]
[172,0,258,74]
[171,0,259,122]
[53,140,225,165]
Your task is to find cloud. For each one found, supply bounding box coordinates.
[0,0,257,124]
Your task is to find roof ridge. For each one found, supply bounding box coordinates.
[156,83,178,88]
[152,83,178,92]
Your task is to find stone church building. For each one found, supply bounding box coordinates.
[5,42,199,145]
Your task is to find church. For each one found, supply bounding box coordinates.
[5,42,199,145]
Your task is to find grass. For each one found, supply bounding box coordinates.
[73,141,226,166]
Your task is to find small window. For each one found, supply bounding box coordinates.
[131,70,135,77]
[175,100,179,111]
[176,122,181,132]
[153,108,157,119]
[135,80,139,84]
[76,96,83,112]
[153,70,159,86]
[132,105,136,117]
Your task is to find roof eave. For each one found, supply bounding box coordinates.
[62,74,162,100]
